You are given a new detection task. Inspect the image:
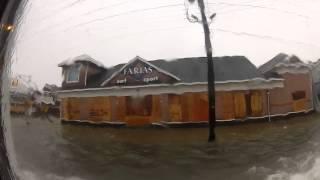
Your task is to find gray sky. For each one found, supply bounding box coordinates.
[11,0,320,89]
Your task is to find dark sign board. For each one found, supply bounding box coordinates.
[105,58,179,86]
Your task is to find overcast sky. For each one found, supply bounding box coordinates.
[10,0,320,89]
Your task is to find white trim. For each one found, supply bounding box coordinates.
[100,56,181,86]
[249,108,313,119]
[57,78,284,98]
[63,108,313,126]
[275,62,311,69]
[62,119,126,125]
[275,67,310,74]
[158,108,314,124]
[274,63,310,74]
[60,78,284,93]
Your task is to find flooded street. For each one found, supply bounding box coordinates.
[3,0,319,180]
[9,113,320,180]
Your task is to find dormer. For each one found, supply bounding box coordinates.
[58,54,106,89]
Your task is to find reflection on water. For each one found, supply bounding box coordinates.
[11,113,320,180]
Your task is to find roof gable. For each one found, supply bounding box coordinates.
[101,56,181,87]
[258,53,289,74]
[258,53,306,74]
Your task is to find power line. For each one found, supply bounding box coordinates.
[17,15,317,49]
[20,0,307,41]
[212,27,320,49]
[208,0,268,12]
[13,3,316,50]
[81,24,190,42]
[208,2,309,19]
[80,0,134,17]
[31,0,80,16]
[36,0,133,24]
[61,3,184,32]
[18,3,184,40]
[17,9,187,43]
[23,0,135,35]
[212,0,271,15]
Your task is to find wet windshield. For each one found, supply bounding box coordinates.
[1,0,320,180]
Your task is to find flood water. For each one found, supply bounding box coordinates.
[10,113,320,180]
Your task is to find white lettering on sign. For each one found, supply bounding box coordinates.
[143,76,158,83]
[116,78,127,84]
[123,66,153,75]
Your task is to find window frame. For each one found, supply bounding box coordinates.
[66,63,82,83]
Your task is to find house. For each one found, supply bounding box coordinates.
[258,53,313,116]
[10,74,38,114]
[57,54,287,127]
[309,59,320,111]
[36,84,60,115]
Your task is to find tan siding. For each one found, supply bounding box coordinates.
[251,91,263,117]
[191,93,208,121]
[160,94,169,122]
[151,95,161,122]
[68,97,82,120]
[168,94,182,122]
[293,99,307,112]
[87,97,111,122]
[234,92,247,118]
[220,92,235,120]
[270,73,312,114]
[115,96,126,121]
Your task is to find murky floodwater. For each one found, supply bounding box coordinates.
[10,113,320,180]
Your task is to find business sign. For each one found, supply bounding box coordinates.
[105,58,179,86]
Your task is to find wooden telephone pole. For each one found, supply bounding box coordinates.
[186,0,216,142]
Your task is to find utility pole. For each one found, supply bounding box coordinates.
[186,0,216,142]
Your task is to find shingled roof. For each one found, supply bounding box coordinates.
[83,56,264,89]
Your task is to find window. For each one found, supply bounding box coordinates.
[292,91,306,100]
[66,64,81,83]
